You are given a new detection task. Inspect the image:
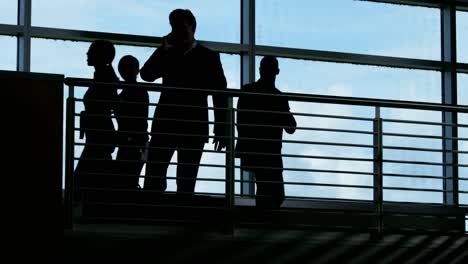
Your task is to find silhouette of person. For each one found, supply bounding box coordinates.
[140,9,227,196]
[75,40,119,193]
[236,56,297,209]
[114,55,149,189]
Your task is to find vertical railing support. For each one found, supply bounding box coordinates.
[225,97,236,234]
[373,107,384,238]
[241,0,256,197]
[441,4,459,206]
[64,85,75,228]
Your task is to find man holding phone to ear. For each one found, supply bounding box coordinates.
[140,9,228,196]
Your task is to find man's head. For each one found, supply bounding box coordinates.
[168,9,196,47]
[118,55,139,82]
[87,40,115,67]
[259,56,280,81]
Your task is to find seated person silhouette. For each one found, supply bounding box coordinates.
[236,56,297,209]
[75,40,119,195]
[114,55,149,189]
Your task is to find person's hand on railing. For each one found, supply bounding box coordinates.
[213,136,227,151]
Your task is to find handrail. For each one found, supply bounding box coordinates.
[64,77,468,235]
[64,77,468,113]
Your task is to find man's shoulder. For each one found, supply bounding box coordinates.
[194,43,219,57]
[273,87,283,95]
[241,83,256,92]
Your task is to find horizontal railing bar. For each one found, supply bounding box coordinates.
[74,142,228,154]
[80,187,226,197]
[383,145,451,153]
[382,118,468,128]
[237,123,375,135]
[74,113,230,126]
[79,172,227,182]
[383,186,449,192]
[382,159,448,166]
[235,179,374,189]
[243,152,375,162]
[383,173,454,180]
[83,201,228,210]
[236,165,376,175]
[75,98,232,111]
[74,157,228,169]
[383,132,468,141]
[65,78,468,113]
[237,108,375,121]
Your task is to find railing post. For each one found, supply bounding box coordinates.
[225,97,236,234]
[441,4,459,206]
[373,107,384,238]
[64,85,75,229]
[241,0,256,198]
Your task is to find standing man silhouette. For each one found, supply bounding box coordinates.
[140,9,227,196]
[236,56,297,209]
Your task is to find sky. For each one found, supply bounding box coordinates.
[0,0,467,205]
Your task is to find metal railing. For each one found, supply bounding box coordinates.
[64,77,468,235]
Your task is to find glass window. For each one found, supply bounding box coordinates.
[245,56,441,201]
[0,0,17,25]
[256,0,440,60]
[32,0,240,43]
[457,11,468,63]
[382,108,443,203]
[459,73,468,106]
[0,35,16,71]
[257,57,441,103]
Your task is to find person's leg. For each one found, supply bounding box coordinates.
[255,168,284,209]
[176,141,205,195]
[116,146,143,189]
[144,136,175,192]
[75,146,113,202]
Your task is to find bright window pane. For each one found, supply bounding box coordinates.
[458,11,468,63]
[0,35,16,71]
[0,0,17,24]
[32,0,240,43]
[460,73,468,106]
[249,56,441,201]
[259,57,441,103]
[256,0,440,60]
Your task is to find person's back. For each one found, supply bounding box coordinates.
[142,41,226,140]
[114,55,149,189]
[237,82,289,158]
[236,56,296,209]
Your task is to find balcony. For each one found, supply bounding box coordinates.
[58,76,468,236]
[3,70,467,260]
